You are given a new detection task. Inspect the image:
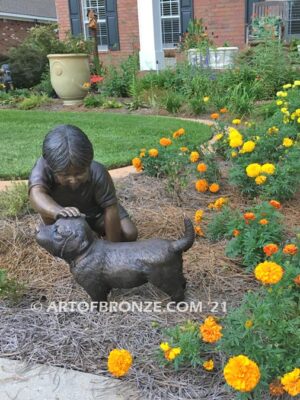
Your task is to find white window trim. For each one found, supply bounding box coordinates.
[160,0,181,49]
[81,0,108,52]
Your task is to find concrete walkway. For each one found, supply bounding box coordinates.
[0,165,137,192]
[0,358,139,400]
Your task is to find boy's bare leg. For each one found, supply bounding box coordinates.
[93,216,137,242]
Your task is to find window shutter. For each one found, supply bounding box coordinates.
[180,0,193,34]
[69,0,82,36]
[105,0,120,50]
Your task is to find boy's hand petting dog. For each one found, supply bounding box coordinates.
[56,207,86,219]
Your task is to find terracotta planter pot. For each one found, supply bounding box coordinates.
[47,54,90,106]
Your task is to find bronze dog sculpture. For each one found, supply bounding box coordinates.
[36,217,194,303]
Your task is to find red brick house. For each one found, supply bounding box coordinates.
[54,0,299,69]
[0,0,57,59]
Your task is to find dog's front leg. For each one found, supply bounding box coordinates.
[74,273,111,309]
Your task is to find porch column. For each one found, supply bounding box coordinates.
[137,0,165,71]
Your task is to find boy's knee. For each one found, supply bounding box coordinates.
[121,218,138,242]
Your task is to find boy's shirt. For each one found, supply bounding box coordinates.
[28,157,117,218]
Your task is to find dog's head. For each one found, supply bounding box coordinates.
[36,217,95,261]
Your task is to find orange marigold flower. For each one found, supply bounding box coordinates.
[195,179,209,193]
[132,157,142,170]
[210,112,220,120]
[269,200,281,209]
[283,244,298,255]
[224,355,260,392]
[140,151,145,157]
[177,128,185,135]
[294,274,300,286]
[220,107,228,113]
[173,131,181,138]
[195,225,205,237]
[269,380,285,397]
[160,137,172,147]
[203,360,214,371]
[209,183,220,193]
[195,209,204,223]
[197,163,207,173]
[263,244,279,257]
[180,146,189,152]
[149,148,159,157]
[281,368,300,397]
[259,219,268,225]
[244,212,256,221]
[190,151,200,163]
[107,349,133,377]
[199,316,223,343]
[233,229,240,237]
[254,261,284,285]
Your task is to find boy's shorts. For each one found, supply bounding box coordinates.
[86,203,129,232]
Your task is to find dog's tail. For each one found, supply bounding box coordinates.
[172,218,195,253]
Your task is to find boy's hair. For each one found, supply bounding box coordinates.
[43,125,94,173]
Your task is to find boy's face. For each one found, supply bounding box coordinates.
[54,165,90,189]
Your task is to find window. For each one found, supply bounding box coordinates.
[160,0,181,48]
[81,0,108,50]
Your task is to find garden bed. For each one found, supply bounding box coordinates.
[0,173,299,399]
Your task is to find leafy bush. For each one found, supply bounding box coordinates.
[18,94,51,110]
[102,99,123,109]
[207,202,284,269]
[33,69,55,97]
[0,269,25,303]
[0,183,30,218]
[162,91,184,114]
[83,94,105,108]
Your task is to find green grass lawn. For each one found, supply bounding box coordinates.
[0,109,212,179]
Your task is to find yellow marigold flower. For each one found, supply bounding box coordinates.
[149,148,159,157]
[245,320,253,329]
[232,118,241,125]
[213,197,228,210]
[291,112,296,120]
[269,380,285,397]
[283,116,290,124]
[294,80,300,86]
[209,183,220,193]
[195,179,208,192]
[261,163,275,175]
[195,225,205,237]
[231,151,237,157]
[267,126,279,134]
[244,121,253,127]
[259,218,268,225]
[160,342,170,351]
[195,209,204,223]
[199,316,223,343]
[190,151,200,163]
[283,83,292,89]
[254,261,284,285]
[107,349,133,377]
[203,96,210,102]
[164,347,181,361]
[140,152,145,157]
[295,108,300,116]
[241,140,256,153]
[283,137,294,147]
[180,146,189,152]
[281,107,289,114]
[160,137,172,147]
[276,91,288,97]
[82,82,91,89]
[246,163,261,178]
[197,163,207,173]
[132,157,142,169]
[223,355,261,392]
[228,127,243,148]
[255,175,267,185]
[230,137,243,148]
[276,100,283,106]
[281,368,300,396]
[215,133,224,141]
[203,360,214,371]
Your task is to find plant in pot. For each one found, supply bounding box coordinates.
[47,34,93,105]
[181,19,238,69]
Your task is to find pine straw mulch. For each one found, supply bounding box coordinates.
[0,173,299,400]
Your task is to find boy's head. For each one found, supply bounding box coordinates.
[43,125,94,188]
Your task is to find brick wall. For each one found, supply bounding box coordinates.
[0,19,36,57]
[194,0,246,48]
[54,0,246,66]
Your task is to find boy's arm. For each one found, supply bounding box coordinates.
[104,204,121,242]
[29,186,82,224]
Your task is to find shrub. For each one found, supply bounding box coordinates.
[0,183,30,218]
[83,94,105,108]
[33,69,55,97]
[207,202,284,269]
[162,92,184,114]
[18,94,51,110]
[0,269,25,303]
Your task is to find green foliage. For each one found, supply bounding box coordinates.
[207,202,284,270]
[0,269,25,303]
[162,91,184,114]
[83,94,105,108]
[18,94,51,110]
[0,183,30,218]
[251,16,282,41]
[180,19,214,52]
[219,239,300,398]
[102,99,123,109]
[33,69,55,97]
[158,321,204,370]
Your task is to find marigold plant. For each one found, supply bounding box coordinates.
[107,349,133,377]
[223,355,260,392]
